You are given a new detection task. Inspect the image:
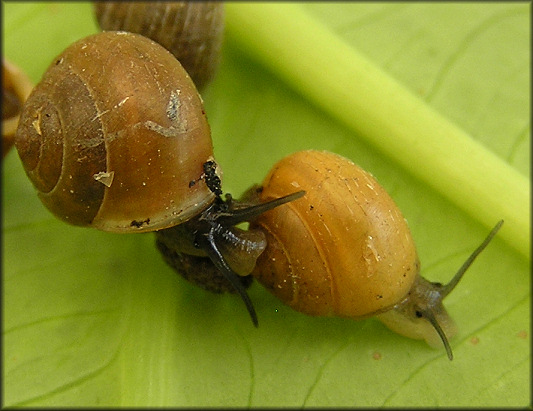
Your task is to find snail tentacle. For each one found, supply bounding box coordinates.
[198,222,259,327]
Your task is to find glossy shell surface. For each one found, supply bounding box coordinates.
[15,31,216,232]
[251,150,419,318]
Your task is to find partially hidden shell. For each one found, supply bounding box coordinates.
[94,1,224,90]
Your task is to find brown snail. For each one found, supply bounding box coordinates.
[14,31,304,326]
[248,150,503,360]
[2,59,33,158]
[93,1,224,91]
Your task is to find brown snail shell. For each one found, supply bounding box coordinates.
[93,1,224,90]
[15,31,216,232]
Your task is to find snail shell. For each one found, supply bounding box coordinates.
[249,150,503,359]
[250,150,419,319]
[93,1,224,90]
[15,31,216,232]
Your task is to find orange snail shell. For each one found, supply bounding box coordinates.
[15,31,216,232]
[250,150,419,319]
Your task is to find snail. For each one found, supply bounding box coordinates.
[2,59,33,158]
[93,1,224,91]
[12,31,503,361]
[247,150,503,360]
[14,31,304,327]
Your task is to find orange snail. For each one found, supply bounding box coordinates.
[247,150,503,360]
[13,31,304,327]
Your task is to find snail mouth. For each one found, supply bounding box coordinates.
[376,304,456,357]
[375,273,457,356]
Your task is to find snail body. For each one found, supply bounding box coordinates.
[93,1,224,90]
[14,31,304,326]
[250,150,503,359]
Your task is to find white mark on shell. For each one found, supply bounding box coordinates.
[32,115,42,135]
[92,109,110,122]
[166,90,181,123]
[117,96,130,107]
[143,120,187,137]
[93,171,115,187]
[364,235,381,267]
[91,96,130,122]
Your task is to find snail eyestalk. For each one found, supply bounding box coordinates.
[441,220,504,298]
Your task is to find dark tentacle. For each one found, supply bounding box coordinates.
[441,220,504,298]
[199,228,259,327]
[217,190,305,225]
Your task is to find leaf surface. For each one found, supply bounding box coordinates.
[2,2,530,407]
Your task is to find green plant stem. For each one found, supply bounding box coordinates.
[225,3,530,259]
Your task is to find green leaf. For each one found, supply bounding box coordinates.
[3,2,530,407]
[224,3,529,258]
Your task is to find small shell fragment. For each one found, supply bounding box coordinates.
[93,171,115,187]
